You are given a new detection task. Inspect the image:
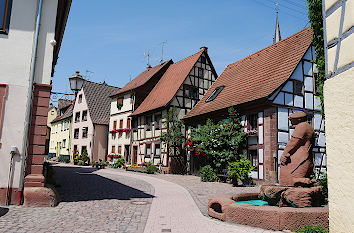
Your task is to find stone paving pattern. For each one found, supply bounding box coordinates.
[100,169,281,233]
[0,165,154,233]
[145,172,260,216]
[0,165,280,233]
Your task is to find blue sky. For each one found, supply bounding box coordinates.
[52,0,309,98]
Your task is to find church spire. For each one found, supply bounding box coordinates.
[273,9,281,44]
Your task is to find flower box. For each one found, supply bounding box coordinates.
[109,128,131,133]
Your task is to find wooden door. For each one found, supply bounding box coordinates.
[133,146,137,165]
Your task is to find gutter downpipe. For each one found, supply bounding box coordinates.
[17,0,44,205]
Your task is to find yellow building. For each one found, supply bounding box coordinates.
[49,103,73,161]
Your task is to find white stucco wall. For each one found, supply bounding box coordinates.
[323,0,354,231]
[70,89,94,161]
[0,0,59,189]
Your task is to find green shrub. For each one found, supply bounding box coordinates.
[295,225,328,233]
[145,164,158,174]
[227,155,254,186]
[114,157,125,168]
[190,108,247,174]
[200,165,217,182]
[78,161,84,166]
[316,172,328,198]
[63,158,70,163]
[81,149,89,164]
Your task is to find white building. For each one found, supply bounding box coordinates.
[108,61,172,164]
[71,78,120,163]
[0,0,71,206]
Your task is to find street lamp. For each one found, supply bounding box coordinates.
[69,70,84,97]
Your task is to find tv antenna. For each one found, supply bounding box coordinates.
[158,41,167,63]
[85,70,94,80]
[275,2,279,13]
[144,51,152,68]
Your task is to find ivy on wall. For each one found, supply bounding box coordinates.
[307,0,326,117]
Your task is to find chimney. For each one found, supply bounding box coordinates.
[200,46,208,52]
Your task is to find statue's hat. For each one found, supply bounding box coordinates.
[288,111,307,119]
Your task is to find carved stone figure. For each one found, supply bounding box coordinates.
[279,112,315,187]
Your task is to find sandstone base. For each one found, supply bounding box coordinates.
[23,186,59,207]
[260,185,325,207]
[208,193,329,231]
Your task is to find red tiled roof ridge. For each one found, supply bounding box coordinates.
[227,27,312,70]
[111,60,172,97]
[131,49,205,116]
[184,27,313,120]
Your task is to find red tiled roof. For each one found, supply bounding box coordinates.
[131,48,206,116]
[184,28,313,119]
[51,102,74,123]
[110,60,172,97]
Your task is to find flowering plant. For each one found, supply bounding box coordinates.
[113,154,121,159]
[184,138,194,148]
[109,128,131,133]
[189,107,247,174]
[141,162,152,167]
[107,153,115,159]
[246,129,258,135]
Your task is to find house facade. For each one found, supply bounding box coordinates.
[0,0,71,205]
[322,0,354,231]
[109,61,172,164]
[184,28,326,183]
[48,103,73,160]
[130,47,218,173]
[46,104,57,154]
[71,79,120,162]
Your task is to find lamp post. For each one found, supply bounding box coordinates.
[69,70,84,97]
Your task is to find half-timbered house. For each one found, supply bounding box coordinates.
[184,28,326,183]
[108,60,172,164]
[130,47,218,173]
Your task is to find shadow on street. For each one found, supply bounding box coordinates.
[0,207,9,217]
[54,166,154,202]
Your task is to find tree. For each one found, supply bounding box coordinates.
[190,107,247,174]
[307,0,326,117]
[160,107,186,172]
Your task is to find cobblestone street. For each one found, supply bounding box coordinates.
[0,164,279,233]
[0,165,154,233]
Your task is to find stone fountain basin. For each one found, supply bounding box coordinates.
[208,192,328,231]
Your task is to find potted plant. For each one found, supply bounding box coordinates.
[91,161,96,167]
[117,101,123,110]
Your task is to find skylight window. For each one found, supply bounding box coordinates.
[205,85,225,103]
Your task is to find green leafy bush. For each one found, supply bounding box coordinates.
[227,155,254,186]
[316,172,328,198]
[114,158,125,168]
[146,164,158,174]
[81,149,89,164]
[190,108,246,174]
[200,165,217,182]
[295,225,328,233]
[63,158,70,163]
[78,161,84,166]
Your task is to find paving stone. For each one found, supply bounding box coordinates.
[0,164,153,233]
